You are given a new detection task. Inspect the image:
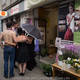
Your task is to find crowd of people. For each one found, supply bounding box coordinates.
[0,21,37,78]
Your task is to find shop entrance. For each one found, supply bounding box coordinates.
[38,3,59,57]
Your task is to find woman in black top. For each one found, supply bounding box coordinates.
[16,28,33,75]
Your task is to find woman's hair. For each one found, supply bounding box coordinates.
[69,3,74,11]
[12,21,17,26]
[17,27,25,35]
[69,3,74,7]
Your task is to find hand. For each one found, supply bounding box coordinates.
[22,36,27,41]
[0,44,4,48]
[25,36,28,40]
[5,41,16,46]
[17,46,19,48]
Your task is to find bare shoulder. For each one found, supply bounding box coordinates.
[0,31,5,35]
[11,30,16,35]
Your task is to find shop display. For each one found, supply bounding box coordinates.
[74,0,80,43]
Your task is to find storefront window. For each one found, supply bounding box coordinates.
[58,1,75,41]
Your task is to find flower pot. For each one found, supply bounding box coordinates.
[58,61,63,66]
[67,64,71,69]
[43,71,52,77]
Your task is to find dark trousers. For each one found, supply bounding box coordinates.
[3,46,15,76]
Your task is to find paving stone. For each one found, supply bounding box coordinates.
[0,48,53,80]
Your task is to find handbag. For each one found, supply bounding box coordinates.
[64,28,73,40]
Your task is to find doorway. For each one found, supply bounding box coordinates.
[38,3,59,56]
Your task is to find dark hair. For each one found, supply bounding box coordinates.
[26,18,31,24]
[6,22,12,28]
[69,3,74,7]
[12,21,17,26]
[17,27,25,35]
[69,3,74,11]
[22,30,25,35]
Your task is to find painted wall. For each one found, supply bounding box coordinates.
[46,8,58,45]
[46,7,58,54]
[38,6,58,54]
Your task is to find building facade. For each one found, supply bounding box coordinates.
[0,0,2,32]
[0,0,75,55]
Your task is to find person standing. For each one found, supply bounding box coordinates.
[26,37,35,71]
[16,28,33,75]
[0,22,27,78]
[12,21,19,68]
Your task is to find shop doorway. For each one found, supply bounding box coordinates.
[38,3,59,57]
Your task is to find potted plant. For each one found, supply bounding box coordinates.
[41,48,48,57]
[40,64,52,77]
[58,55,63,66]
[73,59,80,72]
[65,57,72,69]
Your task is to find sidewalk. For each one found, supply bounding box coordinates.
[0,47,53,80]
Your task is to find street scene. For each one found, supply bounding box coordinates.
[0,47,53,80]
[0,0,80,80]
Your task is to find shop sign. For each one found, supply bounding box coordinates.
[24,0,58,10]
[28,0,44,5]
[55,37,61,48]
[11,5,19,15]
[0,11,7,16]
[27,0,45,8]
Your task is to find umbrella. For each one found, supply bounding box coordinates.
[21,24,42,39]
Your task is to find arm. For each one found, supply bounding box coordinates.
[0,33,3,44]
[66,15,70,26]
[66,14,74,27]
[12,32,27,43]
[0,33,4,48]
[5,41,16,46]
[26,36,33,44]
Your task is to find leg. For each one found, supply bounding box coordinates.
[18,63,23,73]
[22,63,27,73]
[14,47,18,68]
[9,47,15,77]
[3,47,9,77]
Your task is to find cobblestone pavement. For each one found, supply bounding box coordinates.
[0,48,53,80]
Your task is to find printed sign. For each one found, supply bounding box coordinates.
[11,5,19,15]
[0,11,7,16]
[55,37,61,48]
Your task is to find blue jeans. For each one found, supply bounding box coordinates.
[3,46,15,76]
